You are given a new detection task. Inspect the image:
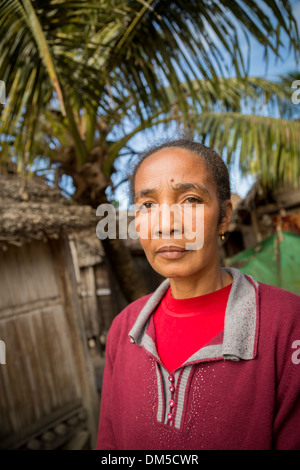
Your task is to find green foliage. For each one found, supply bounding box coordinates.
[0,0,299,192]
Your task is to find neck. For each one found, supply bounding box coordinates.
[169,265,232,299]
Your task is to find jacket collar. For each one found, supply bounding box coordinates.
[129,267,260,363]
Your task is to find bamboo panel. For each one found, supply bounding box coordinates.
[0,241,59,311]
[94,264,115,333]
[0,304,81,442]
[94,263,110,290]
[79,266,99,337]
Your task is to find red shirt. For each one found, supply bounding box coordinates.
[154,283,232,371]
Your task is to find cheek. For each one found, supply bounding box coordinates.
[138,236,150,252]
[183,206,219,246]
[135,212,153,240]
[138,239,158,268]
[181,206,204,250]
[134,212,151,257]
[202,206,220,237]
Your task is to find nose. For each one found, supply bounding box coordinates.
[152,204,182,239]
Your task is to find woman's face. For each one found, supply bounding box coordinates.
[134,147,232,279]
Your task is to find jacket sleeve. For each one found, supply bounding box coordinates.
[96,326,117,450]
[273,304,300,450]
[273,361,300,450]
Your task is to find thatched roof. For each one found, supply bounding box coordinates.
[0,173,99,247]
[227,181,300,245]
[230,182,300,227]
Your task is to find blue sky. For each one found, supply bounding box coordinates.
[248,0,300,78]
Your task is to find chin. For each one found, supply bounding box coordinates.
[153,263,200,280]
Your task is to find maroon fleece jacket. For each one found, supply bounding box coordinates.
[97,267,300,450]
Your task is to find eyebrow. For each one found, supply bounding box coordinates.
[134,182,210,201]
[172,182,210,195]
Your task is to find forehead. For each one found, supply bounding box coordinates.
[135,147,212,186]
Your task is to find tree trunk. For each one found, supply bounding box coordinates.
[95,200,150,303]
[74,183,149,303]
[59,149,150,304]
[100,236,149,302]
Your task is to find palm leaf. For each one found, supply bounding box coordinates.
[0,0,299,183]
[193,112,300,190]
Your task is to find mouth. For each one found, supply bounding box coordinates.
[156,245,188,259]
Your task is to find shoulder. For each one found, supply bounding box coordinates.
[257,282,300,350]
[257,282,300,397]
[107,278,170,342]
[258,282,300,315]
[106,292,153,340]
[103,292,153,362]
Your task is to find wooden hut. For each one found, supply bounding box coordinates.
[220,182,300,292]
[0,173,101,450]
[223,182,300,258]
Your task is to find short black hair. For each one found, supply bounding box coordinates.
[128,138,231,224]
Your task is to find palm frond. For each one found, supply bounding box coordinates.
[100,0,299,118]
[194,112,300,190]
[0,0,299,187]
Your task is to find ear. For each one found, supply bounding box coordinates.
[219,200,233,235]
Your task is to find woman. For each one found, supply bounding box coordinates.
[97,139,300,450]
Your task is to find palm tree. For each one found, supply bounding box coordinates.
[188,74,300,191]
[0,0,299,301]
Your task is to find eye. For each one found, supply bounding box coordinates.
[184,196,203,204]
[136,202,155,212]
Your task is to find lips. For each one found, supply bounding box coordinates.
[156,245,188,259]
[157,245,186,253]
